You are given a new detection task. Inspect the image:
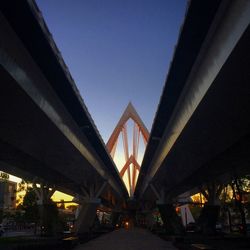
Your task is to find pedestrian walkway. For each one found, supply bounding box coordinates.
[75,228,177,250]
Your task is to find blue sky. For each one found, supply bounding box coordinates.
[36,0,187,142]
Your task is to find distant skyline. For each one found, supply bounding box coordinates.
[36,0,187,142]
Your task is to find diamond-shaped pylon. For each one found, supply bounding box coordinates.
[106,102,149,196]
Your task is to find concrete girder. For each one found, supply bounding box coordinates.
[0,5,127,201]
[138,0,250,199]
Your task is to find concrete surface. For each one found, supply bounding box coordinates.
[75,228,177,250]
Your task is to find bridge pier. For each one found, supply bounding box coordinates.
[149,185,184,234]
[198,182,222,234]
[33,183,57,235]
[198,204,220,234]
[74,198,101,236]
[157,202,184,235]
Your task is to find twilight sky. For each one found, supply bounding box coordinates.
[36,0,187,143]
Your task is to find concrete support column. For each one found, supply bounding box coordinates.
[198,204,220,234]
[33,183,56,235]
[199,181,222,234]
[157,202,184,235]
[73,198,101,235]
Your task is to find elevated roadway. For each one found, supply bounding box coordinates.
[135,0,250,203]
[0,0,128,211]
[1,0,250,236]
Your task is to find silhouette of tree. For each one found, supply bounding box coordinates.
[22,187,40,224]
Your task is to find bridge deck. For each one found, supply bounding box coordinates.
[75,228,177,250]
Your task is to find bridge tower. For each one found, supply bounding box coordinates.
[107,103,149,196]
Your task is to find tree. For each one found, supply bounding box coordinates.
[67,205,78,213]
[230,174,250,235]
[16,179,28,206]
[0,172,10,222]
[59,199,65,210]
[22,187,40,224]
[0,171,9,180]
[198,181,224,234]
[200,181,224,205]
[41,199,59,236]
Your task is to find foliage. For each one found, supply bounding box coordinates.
[16,179,28,205]
[200,181,224,205]
[22,187,39,223]
[238,175,250,193]
[58,199,65,210]
[0,172,9,180]
[67,204,78,212]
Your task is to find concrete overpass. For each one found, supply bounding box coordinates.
[135,0,250,228]
[0,0,128,233]
[1,0,250,237]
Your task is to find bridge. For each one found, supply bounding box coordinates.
[135,0,250,233]
[0,0,128,234]
[0,0,250,246]
[136,0,250,198]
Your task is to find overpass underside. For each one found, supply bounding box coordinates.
[0,0,128,235]
[0,0,250,238]
[135,0,250,202]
